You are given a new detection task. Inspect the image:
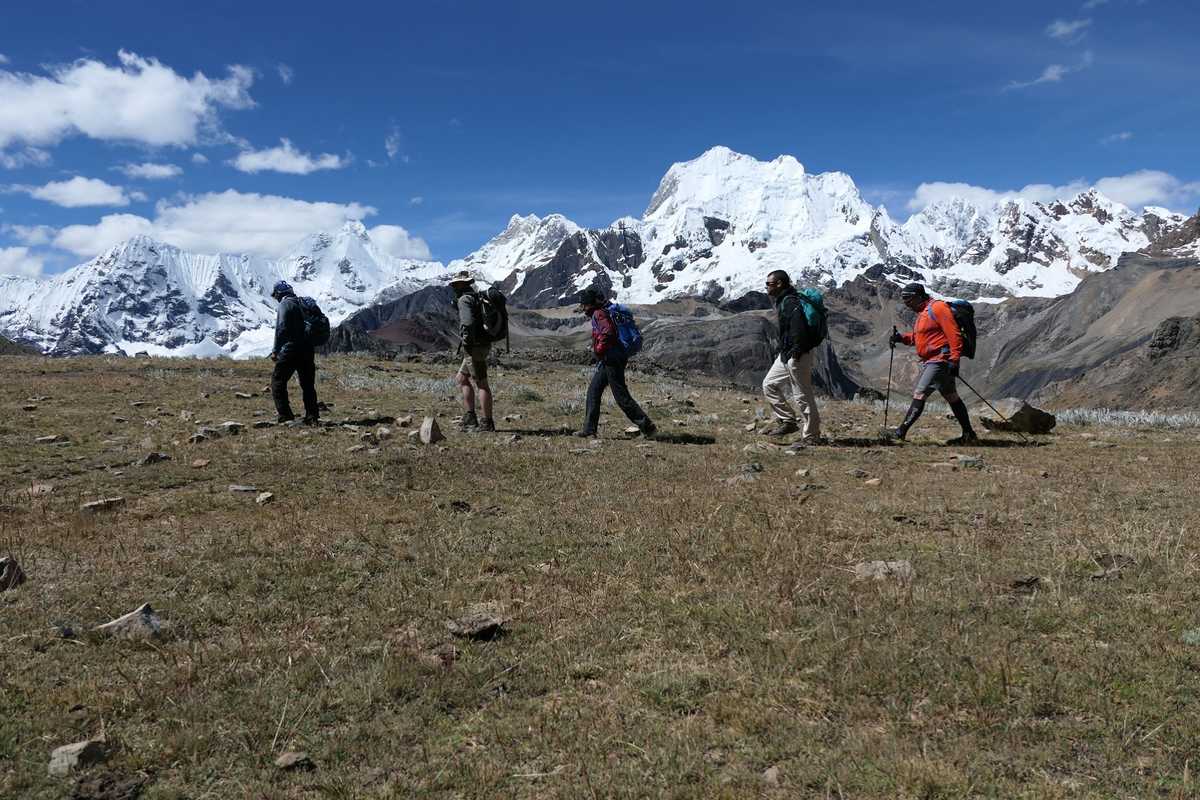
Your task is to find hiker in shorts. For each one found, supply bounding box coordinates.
[760,270,822,443]
[268,280,319,425]
[887,282,978,444]
[449,271,495,432]
[574,288,656,439]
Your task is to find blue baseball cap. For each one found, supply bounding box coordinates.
[271,280,293,297]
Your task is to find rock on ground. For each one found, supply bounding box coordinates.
[94,603,162,640]
[854,560,915,582]
[275,751,315,771]
[420,417,445,445]
[447,603,509,640]
[139,452,170,466]
[80,497,125,514]
[48,739,107,777]
[0,556,26,591]
[255,492,274,505]
[980,400,1056,435]
[229,485,258,493]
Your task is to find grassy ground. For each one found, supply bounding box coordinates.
[3,354,1199,799]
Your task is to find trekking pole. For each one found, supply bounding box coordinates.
[956,374,1030,444]
[883,327,896,432]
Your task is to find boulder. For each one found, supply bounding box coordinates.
[979,399,1056,435]
[94,603,162,640]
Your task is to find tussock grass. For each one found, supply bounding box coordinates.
[2,355,1199,798]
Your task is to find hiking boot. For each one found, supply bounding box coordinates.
[302,416,319,426]
[573,430,597,438]
[457,411,479,432]
[477,417,496,433]
[761,421,800,438]
[277,413,296,424]
[640,421,658,439]
[946,431,980,446]
[881,427,907,442]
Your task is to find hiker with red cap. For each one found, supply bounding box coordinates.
[886,283,979,444]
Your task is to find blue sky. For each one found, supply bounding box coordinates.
[1,0,1197,277]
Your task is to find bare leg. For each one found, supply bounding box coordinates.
[477,381,493,420]
[457,371,475,413]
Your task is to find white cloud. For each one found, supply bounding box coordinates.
[0,147,51,169]
[908,170,1200,214]
[1094,171,1200,209]
[118,162,182,180]
[8,176,132,207]
[409,196,424,206]
[385,127,402,161]
[3,223,56,245]
[277,63,294,85]
[1045,18,1092,41]
[50,189,376,258]
[0,54,9,65]
[52,214,156,256]
[0,50,254,150]
[368,224,433,261]
[0,246,45,277]
[1005,51,1093,90]
[1082,0,1108,8]
[1101,131,1134,145]
[230,139,348,174]
[907,180,1087,212]
[191,152,209,164]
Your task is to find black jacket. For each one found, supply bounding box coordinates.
[273,294,311,360]
[774,287,813,361]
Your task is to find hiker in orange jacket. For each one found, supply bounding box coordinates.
[886,283,978,444]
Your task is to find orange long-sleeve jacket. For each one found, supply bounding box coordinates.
[899,299,963,363]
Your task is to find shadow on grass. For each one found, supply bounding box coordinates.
[650,432,717,446]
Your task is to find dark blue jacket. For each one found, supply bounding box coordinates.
[273,294,311,360]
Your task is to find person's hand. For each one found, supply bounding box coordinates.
[889,330,903,346]
[948,360,960,377]
[269,352,277,362]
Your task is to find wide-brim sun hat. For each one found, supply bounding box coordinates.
[447,270,475,285]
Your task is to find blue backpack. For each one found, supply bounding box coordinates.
[605,302,643,357]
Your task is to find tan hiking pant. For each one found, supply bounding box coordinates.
[762,351,821,442]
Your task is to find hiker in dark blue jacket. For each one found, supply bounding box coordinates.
[269,280,319,424]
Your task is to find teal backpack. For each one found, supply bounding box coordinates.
[796,288,828,350]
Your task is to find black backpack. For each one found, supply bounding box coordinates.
[298,297,331,347]
[928,299,976,359]
[476,287,510,350]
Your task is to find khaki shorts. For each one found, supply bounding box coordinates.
[458,343,491,383]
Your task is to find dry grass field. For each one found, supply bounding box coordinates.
[3,354,1200,799]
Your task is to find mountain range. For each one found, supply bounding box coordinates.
[2,147,1198,409]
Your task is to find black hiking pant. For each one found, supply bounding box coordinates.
[271,351,318,421]
[583,351,651,434]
